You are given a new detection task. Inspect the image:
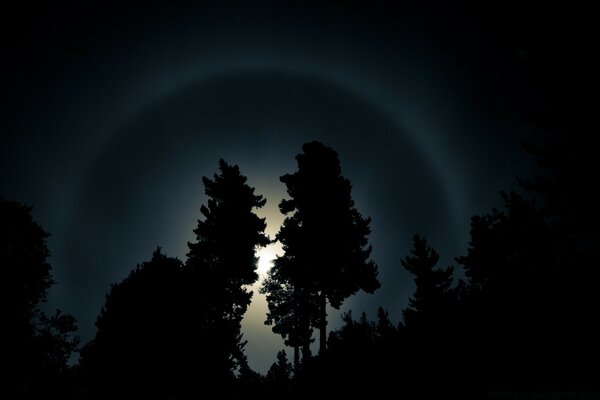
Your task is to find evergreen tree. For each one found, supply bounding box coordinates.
[266,350,293,383]
[81,160,269,398]
[455,189,590,389]
[399,235,457,392]
[318,311,394,399]
[375,306,396,343]
[1,198,79,398]
[269,141,379,355]
[401,234,454,328]
[186,159,269,367]
[452,134,600,389]
[79,248,186,399]
[234,355,264,399]
[261,264,318,369]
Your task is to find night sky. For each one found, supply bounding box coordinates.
[1,1,584,373]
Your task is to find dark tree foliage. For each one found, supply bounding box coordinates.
[329,311,377,355]
[183,159,269,396]
[261,256,319,369]
[267,141,379,356]
[34,309,79,373]
[2,199,53,322]
[401,235,454,329]
[522,137,600,385]
[8,132,597,397]
[81,160,269,398]
[79,248,187,398]
[520,136,600,239]
[1,198,79,398]
[266,349,293,390]
[375,306,396,345]
[292,309,398,399]
[187,159,270,324]
[233,354,265,400]
[398,235,459,395]
[185,158,270,380]
[454,192,561,390]
[449,136,600,391]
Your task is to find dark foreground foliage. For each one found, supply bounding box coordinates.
[3,137,599,399]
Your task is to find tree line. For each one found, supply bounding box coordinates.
[2,138,599,398]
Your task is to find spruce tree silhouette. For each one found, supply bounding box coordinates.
[186,158,269,314]
[266,141,379,356]
[186,158,270,374]
[1,198,79,398]
[401,235,454,329]
[375,306,397,345]
[399,234,458,394]
[267,350,292,387]
[235,355,264,400]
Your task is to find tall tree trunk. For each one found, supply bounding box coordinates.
[293,346,300,373]
[319,290,327,355]
[300,288,312,362]
[302,338,311,361]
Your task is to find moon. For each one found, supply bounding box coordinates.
[256,243,283,279]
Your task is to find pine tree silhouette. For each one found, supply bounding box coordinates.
[266,141,379,356]
[185,158,270,376]
[186,159,270,323]
[401,234,454,329]
[400,234,457,394]
[446,135,600,391]
[1,198,79,398]
[80,160,270,398]
[266,350,293,384]
[261,264,318,369]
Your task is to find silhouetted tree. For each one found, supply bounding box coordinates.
[235,355,264,400]
[2,199,52,319]
[522,137,600,376]
[329,311,376,350]
[186,159,270,371]
[35,309,79,374]
[186,159,269,319]
[454,193,543,388]
[79,248,185,398]
[1,198,79,398]
[401,235,454,329]
[450,134,600,391]
[81,160,269,398]
[266,350,293,385]
[261,256,318,369]
[398,235,459,394]
[308,309,399,399]
[375,306,397,346]
[272,141,379,355]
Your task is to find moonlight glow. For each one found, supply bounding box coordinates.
[256,242,282,278]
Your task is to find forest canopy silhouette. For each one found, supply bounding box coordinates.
[3,138,599,399]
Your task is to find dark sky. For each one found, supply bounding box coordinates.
[1,1,585,373]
